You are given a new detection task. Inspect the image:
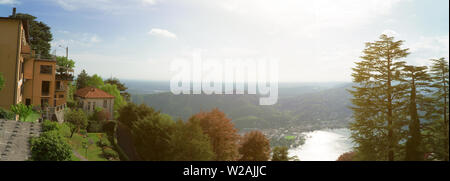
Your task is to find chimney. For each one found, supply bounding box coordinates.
[12,8,16,17]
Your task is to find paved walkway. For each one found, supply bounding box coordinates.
[0,119,41,161]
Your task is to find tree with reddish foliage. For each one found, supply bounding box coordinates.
[337,151,356,161]
[188,108,240,161]
[238,131,271,161]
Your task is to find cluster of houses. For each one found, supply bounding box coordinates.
[0,9,114,122]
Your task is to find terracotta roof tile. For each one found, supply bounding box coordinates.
[75,87,115,99]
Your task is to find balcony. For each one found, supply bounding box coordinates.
[42,103,67,123]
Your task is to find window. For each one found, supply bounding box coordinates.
[41,98,49,108]
[25,99,31,106]
[103,100,107,108]
[40,65,52,74]
[87,102,91,111]
[56,81,61,90]
[93,102,96,109]
[59,94,64,98]
[41,81,50,96]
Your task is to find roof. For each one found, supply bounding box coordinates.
[75,87,115,99]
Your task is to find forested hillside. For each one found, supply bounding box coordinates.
[131,83,353,130]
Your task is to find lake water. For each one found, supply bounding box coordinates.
[288,128,354,161]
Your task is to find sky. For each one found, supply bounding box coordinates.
[1,0,449,82]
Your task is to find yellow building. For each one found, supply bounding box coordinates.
[0,17,30,110]
[1,13,73,122]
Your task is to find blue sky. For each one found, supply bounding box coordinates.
[1,0,448,82]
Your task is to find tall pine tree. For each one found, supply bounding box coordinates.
[429,57,449,161]
[402,65,432,161]
[349,34,409,161]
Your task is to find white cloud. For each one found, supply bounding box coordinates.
[0,0,18,5]
[214,0,407,29]
[51,33,102,54]
[50,0,161,11]
[148,28,177,39]
[142,0,158,5]
[407,35,449,66]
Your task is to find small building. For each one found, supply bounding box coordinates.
[75,87,115,119]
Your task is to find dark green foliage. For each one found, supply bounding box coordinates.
[88,74,104,88]
[402,65,432,161]
[0,107,15,120]
[87,108,109,133]
[64,109,88,138]
[116,103,216,161]
[428,57,449,161]
[102,121,116,143]
[131,113,174,161]
[349,34,410,161]
[76,70,90,90]
[271,146,289,161]
[117,103,155,128]
[169,120,215,161]
[56,56,75,70]
[10,13,53,58]
[42,120,60,132]
[102,147,119,160]
[97,136,111,148]
[30,131,72,161]
[105,77,131,102]
[87,119,104,133]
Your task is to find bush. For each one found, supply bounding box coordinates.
[87,119,104,133]
[337,151,356,161]
[10,103,34,121]
[103,147,119,160]
[30,131,72,161]
[42,120,60,132]
[0,108,15,120]
[97,136,111,148]
[102,121,116,143]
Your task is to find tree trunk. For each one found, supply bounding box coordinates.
[387,59,394,161]
[442,67,449,161]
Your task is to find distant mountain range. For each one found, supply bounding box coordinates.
[127,81,354,130]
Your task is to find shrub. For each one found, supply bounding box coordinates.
[42,120,60,132]
[30,131,72,161]
[87,119,104,133]
[337,151,356,161]
[0,108,15,120]
[103,147,119,160]
[102,121,116,143]
[10,103,34,121]
[271,146,289,161]
[97,135,111,148]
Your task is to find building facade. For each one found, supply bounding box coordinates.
[0,17,30,110]
[75,87,115,119]
[1,14,73,122]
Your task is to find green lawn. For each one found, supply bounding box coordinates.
[22,112,41,122]
[58,123,109,161]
